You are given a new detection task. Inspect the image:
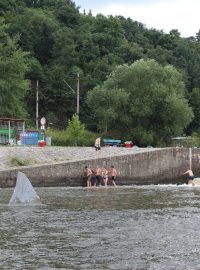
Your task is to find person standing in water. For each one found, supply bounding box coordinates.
[110,165,117,187]
[84,166,93,187]
[95,165,102,186]
[183,169,195,186]
[102,167,108,187]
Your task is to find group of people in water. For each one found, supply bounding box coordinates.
[93,137,197,187]
[84,165,117,187]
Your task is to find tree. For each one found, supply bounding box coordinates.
[1,1,200,134]
[0,19,30,117]
[67,114,85,145]
[188,88,200,132]
[9,8,58,65]
[87,59,193,146]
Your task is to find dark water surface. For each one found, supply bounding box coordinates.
[0,185,200,270]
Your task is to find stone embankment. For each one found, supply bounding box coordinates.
[0,146,199,187]
[0,146,153,171]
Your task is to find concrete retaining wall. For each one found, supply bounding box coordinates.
[0,147,200,187]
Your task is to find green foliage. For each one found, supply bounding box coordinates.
[171,134,200,148]
[1,0,200,141]
[45,115,97,146]
[87,59,193,146]
[0,18,30,118]
[188,88,200,132]
[66,114,85,145]
[45,128,69,146]
[9,8,58,64]
[191,132,200,147]
[10,156,31,166]
[67,129,97,146]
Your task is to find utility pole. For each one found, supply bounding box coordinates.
[77,73,80,116]
[36,80,39,129]
[63,73,80,116]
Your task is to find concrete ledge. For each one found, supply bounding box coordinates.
[0,147,199,187]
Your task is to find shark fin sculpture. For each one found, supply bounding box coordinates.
[9,172,41,205]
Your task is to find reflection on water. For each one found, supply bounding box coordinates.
[1,185,200,269]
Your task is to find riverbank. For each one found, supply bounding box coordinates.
[0,146,154,171]
[0,147,197,187]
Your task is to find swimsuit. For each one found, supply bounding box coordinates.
[95,144,101,150]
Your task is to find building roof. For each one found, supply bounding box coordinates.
[171,136,192,140]
[0,117,25,122]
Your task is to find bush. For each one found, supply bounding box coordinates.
[67,129,97,146]
[45,129,69,146]
[10,157,32,166]
[45,128,97,146]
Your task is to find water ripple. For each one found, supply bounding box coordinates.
[0,186,200,269]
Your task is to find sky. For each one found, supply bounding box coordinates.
[74,0,200,37]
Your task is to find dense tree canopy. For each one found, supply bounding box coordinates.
[87,60,193,145]
[0,19,29,117]
[0,0,200,142]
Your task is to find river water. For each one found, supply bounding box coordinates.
[0,185,200,270]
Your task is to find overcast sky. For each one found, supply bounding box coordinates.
[74,0,200,37]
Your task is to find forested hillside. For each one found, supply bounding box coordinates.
[1,0,200,144]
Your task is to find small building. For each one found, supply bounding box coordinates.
[171,136,192,147]
[0,118,25,144]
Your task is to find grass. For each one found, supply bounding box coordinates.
[9,156,32,167]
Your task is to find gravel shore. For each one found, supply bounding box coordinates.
[0,146,155,170]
